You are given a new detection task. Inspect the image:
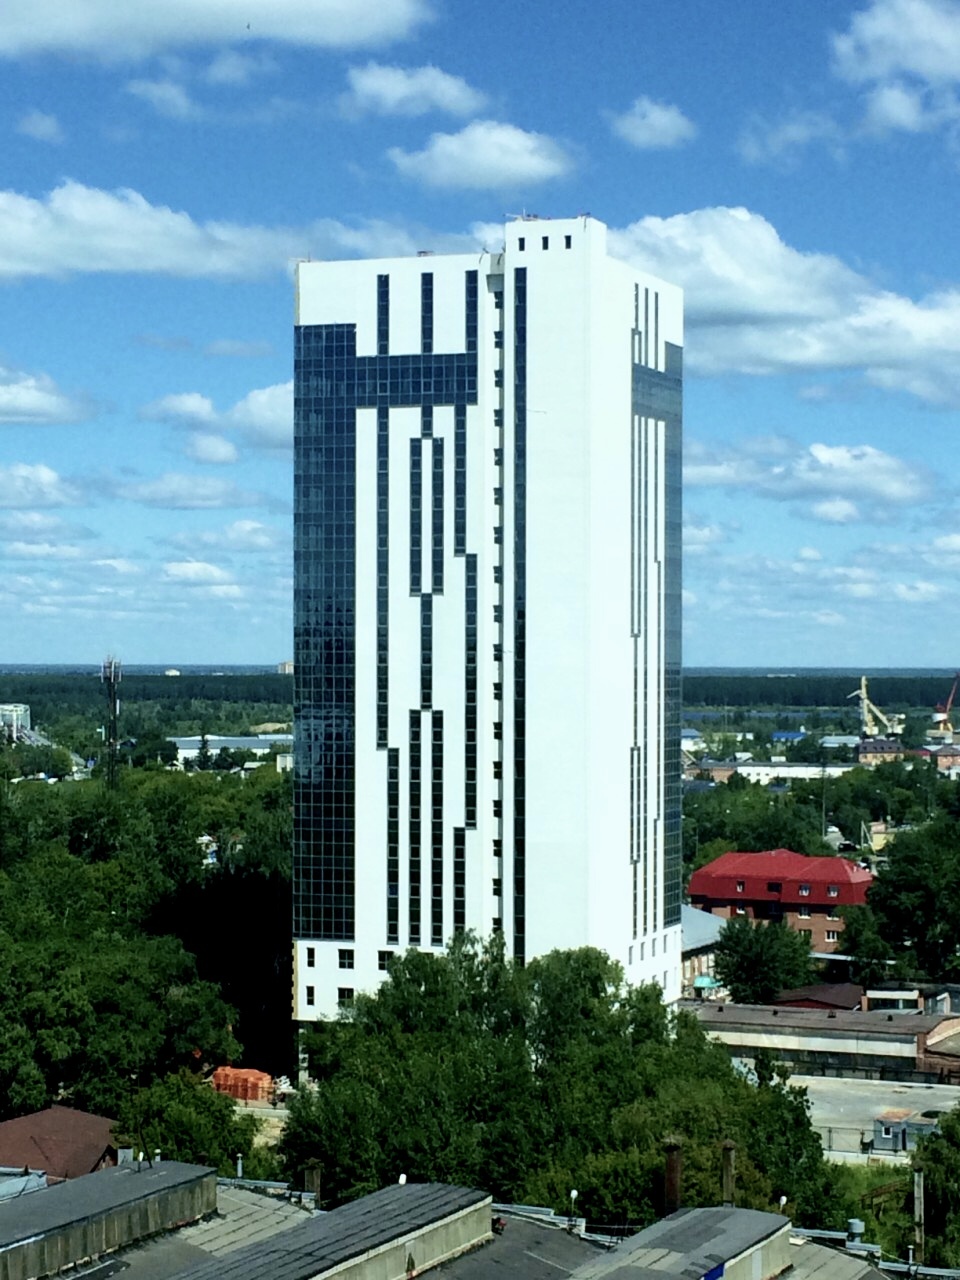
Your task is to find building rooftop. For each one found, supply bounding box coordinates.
[773,983,863,1009]
[0,1105,115,1182]
[681,904,725,953]
[171,1183,490,1280]
[688,849,872,905]
[0,1160,211,1252]
[691,1000,950,1039]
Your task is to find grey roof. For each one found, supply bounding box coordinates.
[174,1182,489,1280]
[0,1161,212,1250]
[434,1215,602,1278]
[681,904,724,954]
[171,735,292,750]
[570,1207,787,1279]
[691,1001,948,1038]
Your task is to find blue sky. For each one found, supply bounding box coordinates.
[3,0,960,667]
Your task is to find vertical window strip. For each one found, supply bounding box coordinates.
[377,406,389,748]
[409,710,421,944]
[387,747,399,943]
[454,404,467,556]
[513,267,527,966]
[421,272,434,355]
[421,593,433,710]
[453,827,466,933]
[377,273,389,357]
[465,269,478,353]
[409,438,422,595]
[432,437,444,593]
[432,709,444,945]
[293,325,357,944]
[465,553,478,828]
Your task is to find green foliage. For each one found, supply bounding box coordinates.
[865,814,960,979]
[115,1071,278,1177]
[280,939,834,1225]
[915,1106,960,1266]
[714,916,813,1003]
[683,778,828,867]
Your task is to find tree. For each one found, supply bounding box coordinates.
[114,1071,276,1176]
[281,938,836,1224]
[914,1106,960,1266]
[714,916,813,1003]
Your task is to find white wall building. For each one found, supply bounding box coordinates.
[293,215,683,1019]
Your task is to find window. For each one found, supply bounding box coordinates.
[827,907,839,919]
[799,884,811,896]
[651,938,657,957]
[734,907,747,916]
[767,882,782,893]
[306,985,315,1007]
[798,906,811,919]
[828,885,839,897]
[518,237,525,251]
[541,235,549,250]
[492,917,503,932]
[882,1126,892,1139]
[826,930,839,942]
[799,929,812,939]
[378,950,393,971]
[736,881,745,893]
[492,877,502,896]
[338,948,354,969]
[337,987,354,1006]
[306,947,315,968]
[494,330,504,349]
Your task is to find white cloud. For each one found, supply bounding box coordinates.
[186,432,238,464]
[117,473,263,509]
[609,206,960,404]
[3,540,82,559]
[0,363,90,424]
[832,0,960,85]
[388,120,572,189]
[226,381,292,448]
[683,522,725,553]
[685,438,930,521]
[16,109,63,143]
[892,580,943,601]
[343,62,486,116]
[166,519,283,553]
[142,380,292,450]
[737,111,842,164]
[863,82,933,130]
[797,546,822,561]
[0,1,432,58]
[0,463,80,508]
[94,558,140,574]
[203,339,273,358]
[205,50,275,86]
[126,78,201,120]
[0,180,463,281]
[608,96,697,149]
[163,559,231,584]
[141,391,216,424]
[811,497,861,523]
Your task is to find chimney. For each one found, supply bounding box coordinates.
[722,1140,736,1207]
[664,1136,682,1214]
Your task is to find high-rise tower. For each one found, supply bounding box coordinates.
[293,216,682,1019]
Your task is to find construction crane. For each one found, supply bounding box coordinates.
[929,673,960,744]
[848,675,905,739]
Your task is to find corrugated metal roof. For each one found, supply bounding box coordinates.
[174,1182,490,1280]
[681,904,724,953]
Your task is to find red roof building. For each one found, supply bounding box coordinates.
[0,1106,116,1182]
[687,849,872,953]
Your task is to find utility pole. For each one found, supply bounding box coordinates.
[101,656,121,790]
[914,1166,925,1265]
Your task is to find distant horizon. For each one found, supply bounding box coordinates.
[2,663,958,677]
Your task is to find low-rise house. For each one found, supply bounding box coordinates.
[687,848,872,952]
[0,1107,116,1183]
[680,903,725,998]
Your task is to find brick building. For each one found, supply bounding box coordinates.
[687,848,872,953]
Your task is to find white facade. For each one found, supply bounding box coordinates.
[293,216,683,1019]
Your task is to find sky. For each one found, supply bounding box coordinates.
[3,0,960,668]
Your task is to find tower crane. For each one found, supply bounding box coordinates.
[929,673,960,744]
[848,676,905,740]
